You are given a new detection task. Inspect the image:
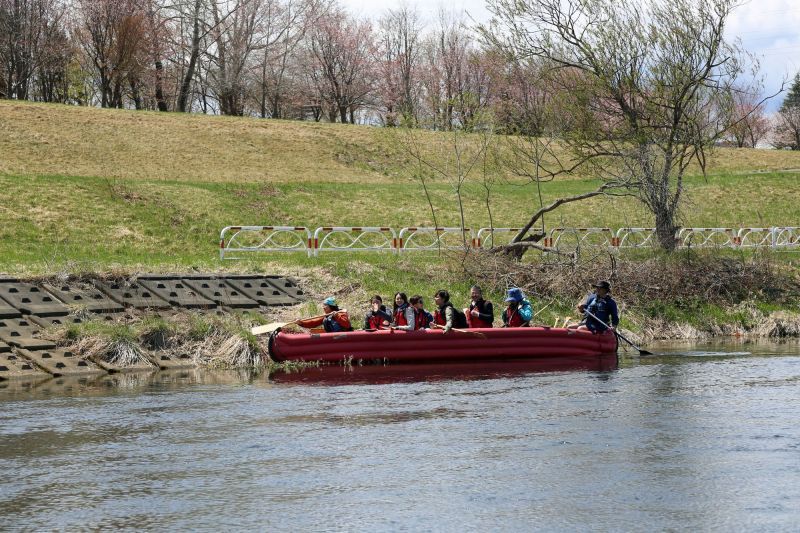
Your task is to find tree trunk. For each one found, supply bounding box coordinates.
[154,60,168,111]
[177,0,202,112]
[654,210,678,251]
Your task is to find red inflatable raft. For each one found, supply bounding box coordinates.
[268,327,618,364]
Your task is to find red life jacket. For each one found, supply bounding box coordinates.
[467,299,493,328]
[504,308,528,328]
[413,308,430,330]
[367,314,386,330]
[393,304,409,327]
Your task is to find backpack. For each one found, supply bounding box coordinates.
[451,306,468,329]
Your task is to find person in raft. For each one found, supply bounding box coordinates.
[364,294,392,330]
[409,295,434,330]
[432,289,468,333]
[501,288,533,327]
[296,296,353,333]
[391,292,415,330]
[577,280,619,333]
[464,284,494,328]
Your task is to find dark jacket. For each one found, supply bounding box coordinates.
[364,305,392,330]
[583,293,619,333]
[467,299,494,328]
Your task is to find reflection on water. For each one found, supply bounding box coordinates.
[1,341,799,530]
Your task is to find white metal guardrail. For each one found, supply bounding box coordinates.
[678,227,737,248]
[546,227,614,251]
[475,228,524,248]
[614,228,658,248]
[397,227,474,252]
[220,226,312,259]
[220,225,800,258]
[313,227,398,256]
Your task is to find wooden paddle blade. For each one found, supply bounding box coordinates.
[251,322,288,335]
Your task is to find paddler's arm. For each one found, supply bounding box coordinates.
[443,306,455,333]
[296,315,325,329]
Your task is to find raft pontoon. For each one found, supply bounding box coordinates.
[268,327,618,364]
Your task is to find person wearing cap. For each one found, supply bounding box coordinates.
[364,295,392,330]
[577,281,619,333]
[464,285,494,328]
[296,296,353,332]
[501,288,533,327]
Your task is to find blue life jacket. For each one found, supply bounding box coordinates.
[585,294,619,333]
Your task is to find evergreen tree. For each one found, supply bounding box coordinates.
[780,74,800,112]
[776,73,800,150]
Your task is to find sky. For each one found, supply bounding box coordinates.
[342,0,800,112]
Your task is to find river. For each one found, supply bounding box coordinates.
[1,340,799,531]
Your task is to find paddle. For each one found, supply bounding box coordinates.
[430,323,488,339]
[251,321,291,335]
[584,310,652,356]
[250,313,328,335]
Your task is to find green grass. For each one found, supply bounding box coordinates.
[3,170,800,270]
[2,100,800,332]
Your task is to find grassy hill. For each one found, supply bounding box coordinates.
[2,99,800,273]
[3,100,800,336]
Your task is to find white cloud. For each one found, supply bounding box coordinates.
[341,0,799,108]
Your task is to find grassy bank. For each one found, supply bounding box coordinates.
[3,100,800,343]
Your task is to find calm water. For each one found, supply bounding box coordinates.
[1,341,799,531]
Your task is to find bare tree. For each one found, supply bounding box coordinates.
[377,4,422,126]
[305,7,376,123]
[727,88,770,148]
[482,0,755,250]
[0,0,65,100]
[76,0,149,108]
[252,0,318,118]
[420,10,469,131]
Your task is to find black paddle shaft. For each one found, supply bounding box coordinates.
[584,310,653,356]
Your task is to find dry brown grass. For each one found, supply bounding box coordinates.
[4,100,800,185]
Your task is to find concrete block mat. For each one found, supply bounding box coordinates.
[224,277,300,306]
[0,352,50,380]
[0,281,69,317]
[137,279,217,310]
[181,278,259,308]
[29,315,85,329]
[0,317,42,336]
[17,348,106,377]
[88,355,155,374]
[0,318,53,350]
[150,351,196,369]
[43,282,125,314]
[94,280,171,310]
[0,297,21,319]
